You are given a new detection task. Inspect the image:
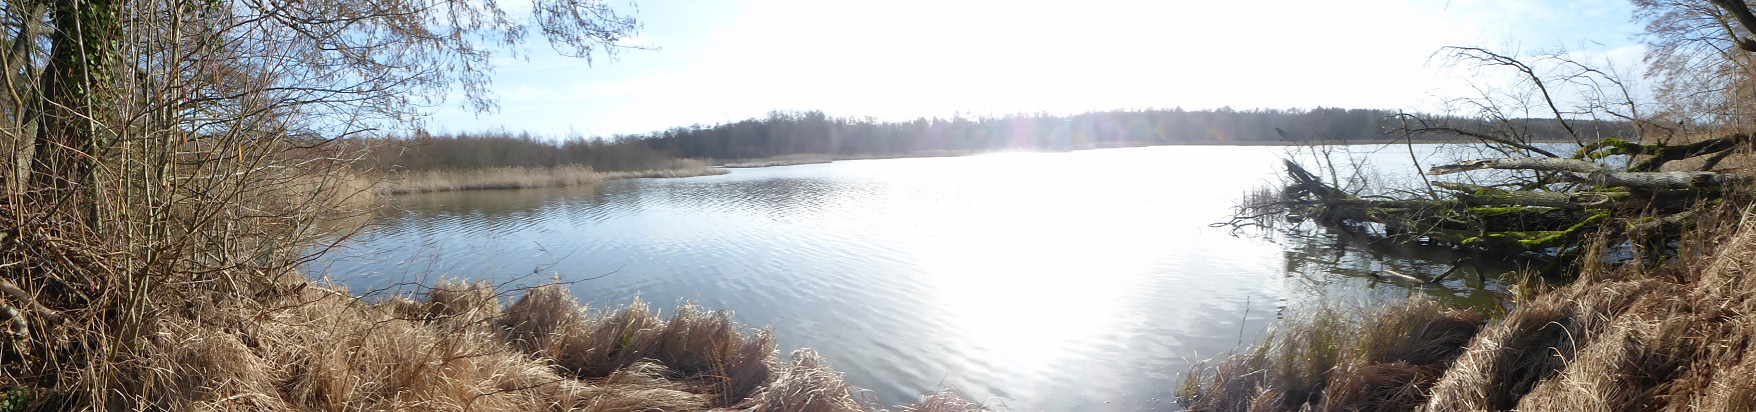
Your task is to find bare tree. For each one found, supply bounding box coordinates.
[1638,0,1756,129]
[0,0,638,406]
[1248,9,1756,276]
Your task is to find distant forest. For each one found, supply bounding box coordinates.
[644,108,1397,159]
[368,108,1633,170]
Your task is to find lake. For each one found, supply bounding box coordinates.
[316,145,1514,410]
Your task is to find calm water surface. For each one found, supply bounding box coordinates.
[318,145,1511,411]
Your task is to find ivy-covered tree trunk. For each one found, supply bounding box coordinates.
[29,0,117,226]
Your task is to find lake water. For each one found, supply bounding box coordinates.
[317,145,1514,411]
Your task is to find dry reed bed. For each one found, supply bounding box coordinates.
[385,161,727,194]
[1181,205,1756,411]
[1178,298,1485,411]
[136,281,985,411]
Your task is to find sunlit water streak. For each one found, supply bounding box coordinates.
[317,145,1511,411]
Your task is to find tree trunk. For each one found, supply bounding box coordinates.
[1429,158,1751,189]
[29,0,117,224]
[2,1,48,196]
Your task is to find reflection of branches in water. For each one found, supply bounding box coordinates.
[1213,186,1285,234]
[663,178,854,218]
[1276,222,1517,312]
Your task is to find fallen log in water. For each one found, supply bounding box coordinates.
[1374,269,1427,283]
[1428,157,1752,189]
[1263,137,1750,266]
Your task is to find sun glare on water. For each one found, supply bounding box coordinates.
[867,150,1225,385]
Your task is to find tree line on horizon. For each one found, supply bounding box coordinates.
[368,107,1636,171]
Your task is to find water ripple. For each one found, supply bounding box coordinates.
[321,146,1513,410]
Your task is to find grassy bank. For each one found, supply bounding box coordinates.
[1181,204,1756,411]
[33,278,987,411]
[384,161,728,194]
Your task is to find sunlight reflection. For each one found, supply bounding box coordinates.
[328,145,1508,409]
[897,151,1176,381]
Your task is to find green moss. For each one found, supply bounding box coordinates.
[1469,187,1508,198]
[1513,212,1609,246]
[1579,137,1640,159]
[1483,230,1554,245]
[1467,206,1555,215]
[1457,212,1609,248]
[0,388,29,412]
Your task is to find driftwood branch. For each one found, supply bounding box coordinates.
[1428,157,1609,175]
[1580,134,1753,171]
[1429,157,1751,189]
[0,304,26,338]
[1284,159,1351,201]
[1374,268,1428,283]
[0,277,63,327]
[1401,124,1562,158]
[1434,182,1621,209]
[1560,170,1749,189]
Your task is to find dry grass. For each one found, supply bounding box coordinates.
[499,287,777,407]
[744,349,876,412]
[385,160,727,194]
[108,280,992,411]
[142,283,591,411]
[1178,298,1485,412]
[1419,203,1756,411]
[1183,201,1756,411]
[894,389,990,412]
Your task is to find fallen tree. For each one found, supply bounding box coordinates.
[1225,45,1756,271]
[1265,132,1749,268]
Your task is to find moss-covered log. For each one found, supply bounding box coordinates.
[1271,150,1743,260]
[1434,182,1625,209]
[1577,134,1753,171]
[1427,157,1750,189]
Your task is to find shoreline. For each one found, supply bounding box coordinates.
[1180,205,1756,410]
[715,149,983,168]
[382,164,729,194]
[123,277,986,411]
[713,138,1581,169]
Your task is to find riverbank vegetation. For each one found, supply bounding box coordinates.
[1185,203,1756,410]
[4,0,1754,408]
[0,0,981,409]
[384,162,725,194]
[130,280,983,411]
[1179,298,1485,411]
[355,132,727,193]
[1185,1,1756,410]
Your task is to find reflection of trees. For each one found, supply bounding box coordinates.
[1279,224,1522,312]
[645,175,857,220]
[372,186,592,239]
[375,173,862,237]
[394,185,601,215]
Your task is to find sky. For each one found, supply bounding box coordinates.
[424,0,1650,138]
